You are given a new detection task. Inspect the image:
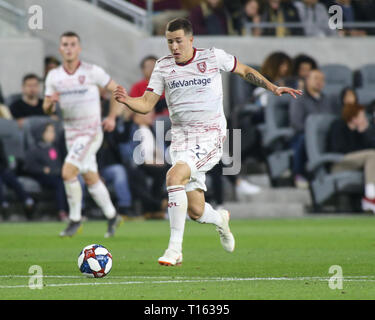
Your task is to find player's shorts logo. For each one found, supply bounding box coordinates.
[197,62,207,73]
[78,75,86,84]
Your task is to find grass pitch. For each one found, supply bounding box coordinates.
[1,217,375,300]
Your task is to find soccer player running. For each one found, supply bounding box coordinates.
[43,32,123,238]
[114,18,302,266]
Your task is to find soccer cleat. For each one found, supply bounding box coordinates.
[59,220,82,237]
[158,248,183,266]
[216,209,235,253]
[104,214,123,238]
[362,197,375,214]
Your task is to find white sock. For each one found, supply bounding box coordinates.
[64,178,82,222]
[196,203,223,227]
[365,183,375,199]
[87,180,116,220]
[167,185,187,253]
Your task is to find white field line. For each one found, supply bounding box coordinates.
[1,275,375,289]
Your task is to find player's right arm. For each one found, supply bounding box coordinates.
[114,85,160,115]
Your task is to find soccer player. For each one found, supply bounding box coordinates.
[114,18,302,266]
[43,31,123,238]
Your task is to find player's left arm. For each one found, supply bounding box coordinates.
[233,61,303,99]
[102,79,122,132]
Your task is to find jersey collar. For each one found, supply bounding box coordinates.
[176,48,197,66]
[63,61,81,75]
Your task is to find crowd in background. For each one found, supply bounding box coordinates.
[129,0,375,36]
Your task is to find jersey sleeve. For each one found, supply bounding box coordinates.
[213,47,237,73]
[92,64,111,88]
[44,71,56,97]
[146,62,164,96]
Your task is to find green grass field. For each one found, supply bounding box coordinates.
[1,216,375,300]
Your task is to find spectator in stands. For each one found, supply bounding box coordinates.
[253,51,293,108]
[115,113,168,219]
[289,69,333,188]
[240,0,262,36]
[330,86,358,115]
[132,111,169,218]
[261,51,293,85]
[130,56,168,118]
[0,137,35,219]
[189,0,235,35]
[291,54,318,90]
[294,0,337,37]
[44,56,60,79]
[327,103,375,213]
[222,0,244,35]
[9,74,46,128]
[97,118,133,219]
[334,0,367,36]
[261,0,303,36]
[207,161,261,207]
[23,123,68,221]
[131,0,188,35]
[356,0,375,35]
[340,86,358,106]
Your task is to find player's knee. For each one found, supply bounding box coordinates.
[62,164,78,181]
[166,163,190,187]
[83,172,100,186]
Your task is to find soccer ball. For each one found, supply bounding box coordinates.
[78,244,112,278]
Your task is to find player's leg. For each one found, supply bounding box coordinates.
[158,161,190,266]
[60,162,82,237]
[82,170,122,238]
[187,189,235,253]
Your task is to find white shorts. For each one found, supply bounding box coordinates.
[170,136,223,192]
[65,130,103,174]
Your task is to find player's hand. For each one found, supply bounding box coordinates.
[51,92,60,103]
[44,92,59,115]
[274,87,303,99]
[114,85,129,105]
[102,116,116,132]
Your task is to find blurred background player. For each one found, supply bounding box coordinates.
[114,18,302,266]
[43,31,123,238]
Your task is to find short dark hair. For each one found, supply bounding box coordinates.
[22,73,40,85]
[166,18,193,35]
[60,31,81,42]
[340,86,358,107]
[45,56,60,66]
[292,54,318,76]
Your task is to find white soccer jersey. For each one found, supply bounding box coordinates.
[147,47,237,151]
[44,61,111,140]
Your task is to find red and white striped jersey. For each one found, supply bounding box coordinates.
[147,47,237,150]
[44,61,111,139]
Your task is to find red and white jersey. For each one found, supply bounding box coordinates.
[147,47,237,150]
[44,61,111,140]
